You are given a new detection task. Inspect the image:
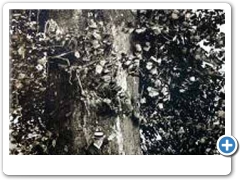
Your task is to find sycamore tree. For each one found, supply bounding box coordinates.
[9,9,225,155]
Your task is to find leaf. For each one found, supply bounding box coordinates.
[52,139,56,147]
[95,65,103,74]
[101,75,111,82]
[171,13,179,20]
[92,40,100,49]
[150,68,158,75]
[36,64,43,71]
[103,98,111,104]
[89,19,97,29]
[93,31,101,40]
[161,87,169,96]
[150,56,161,63]
[185,13,191,19]
[124,60,131,66]
[200,137,206,144]
[64,145,68,152]
[172,35,177,41]
[135,28,146,34]
[158,103,164,109]
[179,89,185,93]
[74,51,80,58]
[189,76,196,82]
[151,26,161,35]
[195,54,201,60]
[103,68,110,74]
[135,44,142,52]
[217,110,225,118]
[38,56,47,65]
[17,46,25,59]
[177,127,185,134]
[100,60,106,66]
[147,87,159,97]
[15,81,23,89]
[146,62,153,70]
[18,73,26,80]
[143,42,151,52]
[140,97,146,104]
[154,79,162,87]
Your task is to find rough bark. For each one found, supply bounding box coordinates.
[47,10,142,155]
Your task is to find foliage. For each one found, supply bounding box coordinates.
[134,10,225,154]
[9,9,225,155]
[9,10,135,154]
[10,10,50,154]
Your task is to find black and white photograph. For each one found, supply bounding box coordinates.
[9,8,225,155]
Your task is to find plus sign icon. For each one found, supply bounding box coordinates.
[217,135,238,156]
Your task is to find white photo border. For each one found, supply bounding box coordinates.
[2,2,231,175]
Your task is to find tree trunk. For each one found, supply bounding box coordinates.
[47,10,142,155]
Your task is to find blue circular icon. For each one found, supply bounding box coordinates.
[217,135,238,156]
